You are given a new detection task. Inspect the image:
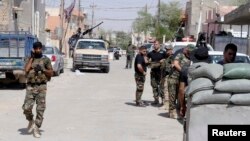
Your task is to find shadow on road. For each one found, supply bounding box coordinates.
[18,128,44,135]
[158,112,170,118]
[0,83,25,90]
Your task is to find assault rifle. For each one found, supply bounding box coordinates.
[82,21,104,37]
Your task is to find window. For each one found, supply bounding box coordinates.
[77,41,106,50]
[43,47,54,54]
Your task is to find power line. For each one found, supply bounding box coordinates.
[83,6,157,10]
[97,18,141,21]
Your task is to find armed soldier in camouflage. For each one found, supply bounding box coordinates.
[125,41,135,69]
[168,44,196,118]
[134,46,148,106]
[22,42,53,138]
[159,45,174,110]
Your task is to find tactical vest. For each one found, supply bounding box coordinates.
[27,56,50,84]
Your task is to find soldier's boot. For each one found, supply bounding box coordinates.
[33,124,41,138]
[169,109,178,119]
[27,120,34,133]
[151,98,159,105]
[159,101,169,110]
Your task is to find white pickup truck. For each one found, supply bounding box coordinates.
[72,38,110,73]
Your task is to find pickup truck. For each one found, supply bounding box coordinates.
[72,38,110,73]
[0,31,37,87]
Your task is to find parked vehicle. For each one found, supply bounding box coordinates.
[73,38,110,73]
[165,42,214,53]
[0,31,37,88]
[114,50,120,60]
[209,51,250,64]
[42,46,64,76]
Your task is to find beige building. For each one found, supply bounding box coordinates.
[184,0,234,39]
[45,7,88,56]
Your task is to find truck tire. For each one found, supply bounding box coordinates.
[72,64,76,72]
[54,69,60,76]
[60,68,64,73]
[102,66,110,73]
[19,83,26,89]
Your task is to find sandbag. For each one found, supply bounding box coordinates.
[188,63,223,81]
[223,63,250,79]
[191,90,231,105]
[215,79,250,93]
[186,78,214,96]
[230,94,250,105]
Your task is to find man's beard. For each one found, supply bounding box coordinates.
[34,53,42,58]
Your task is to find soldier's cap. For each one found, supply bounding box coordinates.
[33,41,43,49]
[165,44,174,50]
[186,44,196,51]
[190,47,211,63]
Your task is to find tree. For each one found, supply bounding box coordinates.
[132,8,154,34]
[153,1,182,42]
[132,1,182,43]
[230,0,249,6]
[115,31,131,49]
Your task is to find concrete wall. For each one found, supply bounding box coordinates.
[186,0,234,38]
[0,0,46,43]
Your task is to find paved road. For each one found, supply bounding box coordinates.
[0,56,183,141]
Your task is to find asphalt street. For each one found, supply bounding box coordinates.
[0,56,183,141]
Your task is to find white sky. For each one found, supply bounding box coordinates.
[46,0,187,32]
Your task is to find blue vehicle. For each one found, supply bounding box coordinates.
[0,31,37,87]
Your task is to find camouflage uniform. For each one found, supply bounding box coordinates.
[160,55,173,109]
[135,73,146,103]
[150,69,162,101]
[126,45,134,68]
[168,53,190,111]
[22,56,52,128]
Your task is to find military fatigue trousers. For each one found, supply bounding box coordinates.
[126,55,133,68]
[135,73,145,103]
[22,84,47,128]
[150,71,162,101]
[160,75,170,103]
[167,77,179,110]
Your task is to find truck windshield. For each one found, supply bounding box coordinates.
[77,41,106,50]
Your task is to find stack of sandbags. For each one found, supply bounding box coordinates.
[215,63,250,105]
[186,63,232,105]
[185,63,250,141]
[187,63,250,105]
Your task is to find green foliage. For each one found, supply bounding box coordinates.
[115,31,131,50]
[132,9,154,34]
[132,1,182,42]
[230,0,249,6]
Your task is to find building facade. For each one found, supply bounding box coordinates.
[184,0,234,39]
[0,0,46,42]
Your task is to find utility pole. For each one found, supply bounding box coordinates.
[197,0,204,40]
[156,0,160,40]
[157,0,160,25]
[90,2,96,37]
[77,0,81,27]
[59,0,64,52]
[90,2,96,28]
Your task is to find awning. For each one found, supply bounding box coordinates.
[224,3,250,25]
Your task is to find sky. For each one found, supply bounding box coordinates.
[46,0,187,32]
